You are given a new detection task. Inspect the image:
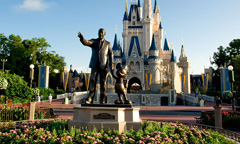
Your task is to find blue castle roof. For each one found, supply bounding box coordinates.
[163,38,170,51]
[128,36,142,57]
[128,4,140,22]
[159,21,163,29]
[154,0,158,12]
[112,34,121,51]
[149,34,158,51]
[138,0,141,7]
[123,11,128,21]
[171,50,176,62]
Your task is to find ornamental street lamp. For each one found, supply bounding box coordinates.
[1,59,7,72]
[29,64,35,121]
[228,65,235,111]
[29,64,34,89]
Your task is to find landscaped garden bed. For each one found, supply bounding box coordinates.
[201,110,240,129]
[0,105,47,121]
[0,119,236,144]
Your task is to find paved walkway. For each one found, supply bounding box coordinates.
[35,98,234,124]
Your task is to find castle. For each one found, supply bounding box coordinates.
[111,0,191,93]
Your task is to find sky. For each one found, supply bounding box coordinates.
[1,0,240,74]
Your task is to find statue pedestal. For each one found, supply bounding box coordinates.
[68,105,142,133]
[214,105,222,129]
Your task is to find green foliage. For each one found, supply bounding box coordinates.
[211,39,240,92]
[202,111,240,129]
[0,33,66,90]
[0,105,47,121]
[39,87,55,100]
[206,90,222,97]
[0,120,236,144]
[56,88,65,94]
[0,71,33,99]
[0,77,8,90]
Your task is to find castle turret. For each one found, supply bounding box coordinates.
[148,34,161,85]
[113,33,122,65]
[123,0,129,56]
[137,0,142,20]
[178,43,191,93]
[143,0,153,54]
[162,33,171,66]
[153,0,160,30]
[158,18,163,58]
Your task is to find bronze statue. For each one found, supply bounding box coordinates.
[112,63,132,104]
[78,28,114,104]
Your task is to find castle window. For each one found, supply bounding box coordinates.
[133,16,135,19]
[132,21,135,25]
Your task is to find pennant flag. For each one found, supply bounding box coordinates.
[38,65,49,88]
[220,68,231,93]
[145,73,152,90]
[201,73,209,93]
[179,74,185,92]
[62,72,69,91]
[84,73,91,91]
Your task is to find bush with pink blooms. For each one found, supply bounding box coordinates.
[0,119,236,144]
[201,111,240,129]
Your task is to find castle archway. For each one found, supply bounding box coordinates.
[127,77,142,93]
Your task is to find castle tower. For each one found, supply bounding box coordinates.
[158,20,163,58]
[148,34,161,84]
[153,0,160,31]
[137,0,142,20]
[143,0,153,54]
[122,0,129,56]
[112,33,122,66]
[170,49,182,93]
[178,43,191,93]
[162,33,171,66]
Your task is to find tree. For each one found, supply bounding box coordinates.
[212,46,229,67]
[0,33,66,89]
[0,71,33,99]
[211,39,240,98]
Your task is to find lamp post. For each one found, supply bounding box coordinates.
[29,64,35,121]
[1,59,7,72]
[228,65,235,111]
[29,64,34,89]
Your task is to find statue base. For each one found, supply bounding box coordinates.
[68,106,142,133]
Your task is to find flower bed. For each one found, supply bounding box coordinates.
[0,119,236,144]
[0,105,46,121]
[201,111,240,129]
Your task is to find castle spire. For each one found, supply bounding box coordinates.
[171,50,176,62]
[125,0,128,16]
[163,32,170,51]
[112,33,120,51]
[138,0,141,7]
[149,34,158,50]
[154,0,157,12]
[180,41,186,58]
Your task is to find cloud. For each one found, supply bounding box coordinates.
[16,0,51,11]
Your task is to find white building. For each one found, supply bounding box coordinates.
[112,0,191,93]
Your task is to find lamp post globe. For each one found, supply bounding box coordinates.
[228,65,233,71]
[30,64,34,69]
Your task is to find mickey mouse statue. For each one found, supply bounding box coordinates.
[112,63,132,105]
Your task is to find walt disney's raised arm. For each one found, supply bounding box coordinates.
[78,32,93,46]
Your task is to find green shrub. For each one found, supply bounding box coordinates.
[0,71,33,99]
[39,87,55,100]
[0,120,236,144]
[56,89,65,94]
